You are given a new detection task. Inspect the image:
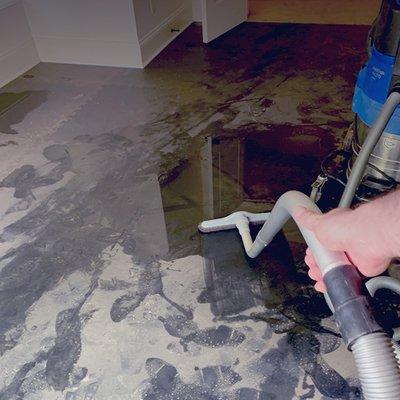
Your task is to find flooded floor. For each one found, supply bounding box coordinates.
[0,23,369,399]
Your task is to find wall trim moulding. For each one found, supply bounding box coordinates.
[140,2,192,67]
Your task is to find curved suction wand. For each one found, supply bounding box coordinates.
[200,191,348,270]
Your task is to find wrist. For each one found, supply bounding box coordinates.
[354,194,400,258]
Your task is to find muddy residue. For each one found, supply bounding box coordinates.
[0,91,48,134]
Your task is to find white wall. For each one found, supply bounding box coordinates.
[133,0,192,66]
[134,0,187,40]
[0,0,195,87]
[23,0,143,68]
[192,0,202,22]
[22,0,192,69]
[0,0,39,87]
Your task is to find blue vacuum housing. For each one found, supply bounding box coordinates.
[349,0,400,185]
[353,47,400,136]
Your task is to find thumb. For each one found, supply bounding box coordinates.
[293,207,321,232]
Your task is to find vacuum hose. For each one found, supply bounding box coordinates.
[338,90,400,398]
[199,91,400,398]
[233,191,400,399]
[352,332,400,399]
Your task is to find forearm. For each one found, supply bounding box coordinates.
[353,189,400,258]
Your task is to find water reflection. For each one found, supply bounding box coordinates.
[157,130,337,321]
[159,128,328,259]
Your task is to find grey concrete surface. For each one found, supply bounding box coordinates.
[0,23,368,399]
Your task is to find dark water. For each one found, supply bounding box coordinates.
[0,22,372,399]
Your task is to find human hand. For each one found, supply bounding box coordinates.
[293,206,392,292]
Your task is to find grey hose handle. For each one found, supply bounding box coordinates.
[248,191,349,274]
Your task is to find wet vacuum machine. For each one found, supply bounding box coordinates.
[199,1,400,398]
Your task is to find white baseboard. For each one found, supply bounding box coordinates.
[140,3,192,67]
[0,38,39,88]
[34,36,143,68]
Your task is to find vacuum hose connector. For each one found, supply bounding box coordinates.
[323,265,381,347]
[323,265,400,399]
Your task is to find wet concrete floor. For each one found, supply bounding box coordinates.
[0,23,370,399]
